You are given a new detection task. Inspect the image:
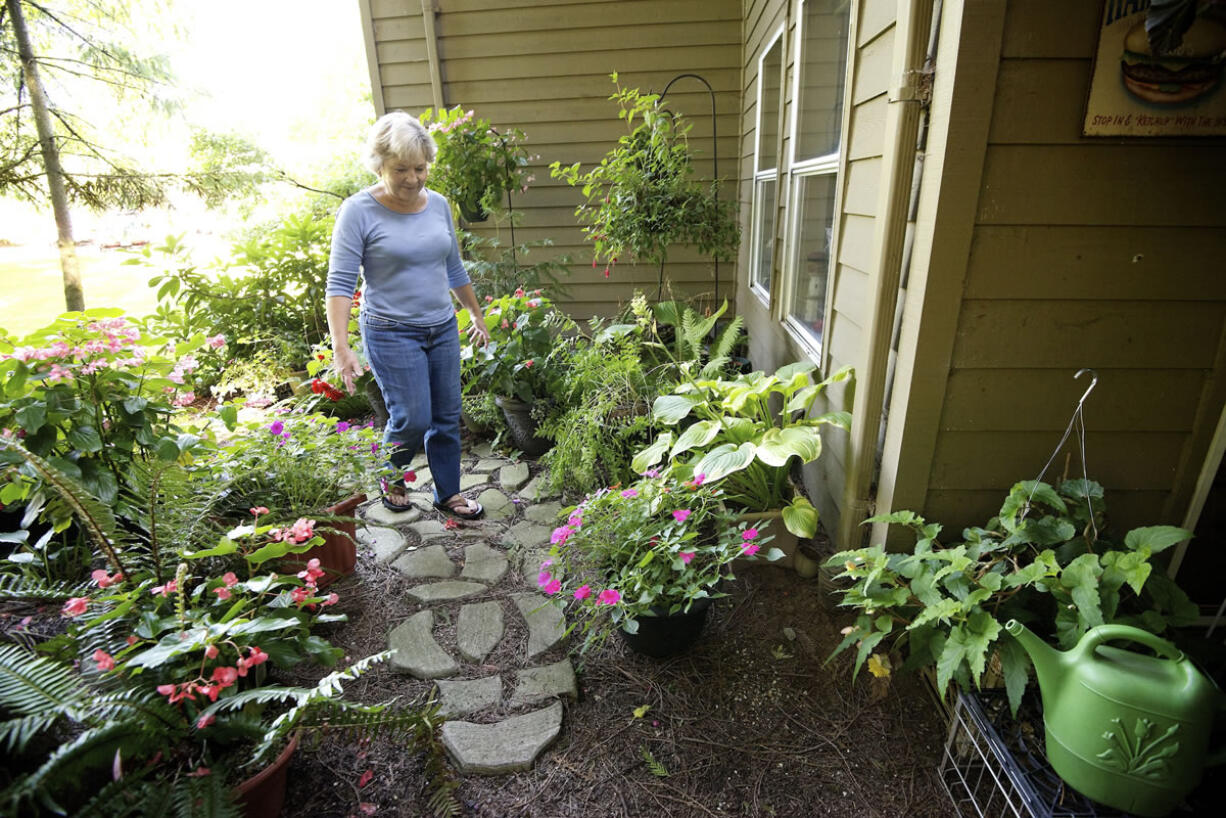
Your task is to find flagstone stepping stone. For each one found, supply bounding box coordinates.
[473,458,503,474]
[460,473,488,491]
[441,701,563,774]
[389,610,458,679]
[413,519,484,541]
[477,488,514,520]
[407,581,488,604]
[456,601,504,663]
[513,593,567,659]
[502,521,552,550]
[437,676,502,717]
[470,442,495,459]
[460,542,508,583]
[364,502,422,527]
[392,544,456,579]
[356,525,407,564]
[510,660,578,706]
[407,466,432,487]
[525,502,563,525]
[519,475,559,502]
[499,462,530,492]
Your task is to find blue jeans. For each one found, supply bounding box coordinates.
[360,312,462,504]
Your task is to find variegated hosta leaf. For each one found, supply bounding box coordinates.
[721,416,757,444]
[651,394,699,424]
[630,432,673,475]
[757,427,821,467]
[692,442,756,482]
[782,496,819,538]
[669,420,721,458]
[775,361,817,381]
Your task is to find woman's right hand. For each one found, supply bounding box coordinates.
[333,345,363,395]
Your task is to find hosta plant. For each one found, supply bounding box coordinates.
[631,362,853,537]
[826,479,1197,716]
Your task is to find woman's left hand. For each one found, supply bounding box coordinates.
[467,320,491,347]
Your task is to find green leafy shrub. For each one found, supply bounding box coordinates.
[421,106,532,220]
[460,289,576,406]
[827,479,1198,715]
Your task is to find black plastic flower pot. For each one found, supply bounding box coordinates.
[618,597,712,658]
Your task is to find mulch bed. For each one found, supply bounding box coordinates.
[282,490,958,818]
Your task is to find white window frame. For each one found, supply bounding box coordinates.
[749,25,786,306]
[780,0,852,360]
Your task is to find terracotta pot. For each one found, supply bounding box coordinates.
[233,731,299,818]
[734,509,797,569]
[282,494,365,589]
[618,597,713,658]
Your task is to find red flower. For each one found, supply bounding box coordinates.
[61,597,90,617]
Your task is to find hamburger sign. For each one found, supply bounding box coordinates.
[1085,0,1226,136]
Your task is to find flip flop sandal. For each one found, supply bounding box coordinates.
[380,477,416,513]
[433,495,484,520]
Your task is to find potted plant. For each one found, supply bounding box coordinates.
[825,478,1198,717]
[304,287,385,426]
[421,106,533,223]
[460,289,575,456]
[631,362,854,564]
[549,74,740,279]
[538,474,784,657]
[194,409,382,587]
[0,440,448,816]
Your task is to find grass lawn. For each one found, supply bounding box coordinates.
[0,244,161,338]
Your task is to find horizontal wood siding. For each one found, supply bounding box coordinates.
[369,0,435,112]
[919,1,1226,543]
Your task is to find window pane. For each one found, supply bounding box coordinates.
[789,174,836,341]
[753,177,777,292]
[757,38,782,172]
[796,0,850,161]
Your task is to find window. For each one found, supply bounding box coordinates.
[751,29,784,295]
[786,0,849,346]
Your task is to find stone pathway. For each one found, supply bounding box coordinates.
[355,444,576,775]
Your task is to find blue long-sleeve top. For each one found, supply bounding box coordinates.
[326,188,470,326]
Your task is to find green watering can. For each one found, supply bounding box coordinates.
[1005,620,1223,817]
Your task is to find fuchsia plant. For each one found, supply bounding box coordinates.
[540,474,783,650]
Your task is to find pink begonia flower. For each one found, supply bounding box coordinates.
[222,572,239,587]
[550,526,572,545]
[680,551,695,564]
[61,597,90,617]
[524,359,534,368]
[206,334,226,349]
[247,646,269,666]
[205,644,219,659]
[742,542,761,557]
[597,588,621,605]
[93,649,114,671]
[514,288,526,297]
[323,593,339,606]
[196,714,216,729]
[526,299,541,308]
[156,683,175,697]
[288,518,316,543]
[92,569,117,587]
[211,666,239,687]
[291,586,311,605]
[672,509,692,523]
[620,488,638,499]
[151,579,177,597]
[250,506,269,516]
[742,528,759,541]
[543,579,562,595]
[214,587,232,601]
[573,585,592,600]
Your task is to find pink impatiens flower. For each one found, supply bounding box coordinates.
[597,588,621,605]
[741,528,759,541]
[537,570,554,589]
[620,488,638,498]
[573,585,592,600]
[671,509,691,523]
[741,542,761,557]
[679,551,695,564]
[93,649,114,671]
[543,579,562,595]
[61,597,90,617]
[550,525,572,545]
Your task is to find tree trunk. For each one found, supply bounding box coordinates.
[6,0,84,312]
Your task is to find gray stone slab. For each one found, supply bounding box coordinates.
[357,525,407,564]
[441,701,563,774]
[461,542,509,583]
[407,581,488,604]
[456,601,504,663]
[477,488,514,520]
[470,442,495,459]
[391,544,456,579]
[389,610,458,679]
[517,547,553,587]
[437,676,501,717]
[364,502,422,527]
[502,521,552,550]
[499,462,530,492]
[460,473,488,491]
[519,475,559,502]
[513,593,567,659]
[510,660,578,707]
[473,458,503,474]
[524,502,563,525]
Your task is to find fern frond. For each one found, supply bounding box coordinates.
[640,745,670,776]
[6,721,147,814]
[710,313,744,361]
[180,772,241,818]
[0,572,90,602]
[0,645,90,733]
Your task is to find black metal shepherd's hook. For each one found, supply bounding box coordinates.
[659,73,719,307]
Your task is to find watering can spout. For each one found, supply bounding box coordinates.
[1005,619,1062,695]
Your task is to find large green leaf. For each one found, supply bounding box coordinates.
[1123,525,1190,555]
[692,443,755,482]
[756,427,821,467]
[781,496,819,538]
[669,421,721,458]
[631,432,673,474]
[936,625,969,695]
[1061,553,1104,629]
[651,394,699,424]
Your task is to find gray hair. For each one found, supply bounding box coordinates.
[364,111,437,175]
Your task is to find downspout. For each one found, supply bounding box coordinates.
[836,0,941,549]
[420,0,446,111]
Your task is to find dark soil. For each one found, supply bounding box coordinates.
[282,466,958,818]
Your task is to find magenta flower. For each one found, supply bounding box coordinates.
[644,468,660,478]
[537,570,554,588]
[742,528,759,541]
[620,488,638,499]
[268,420,284,435]
[543,579,562,595]
[550,526,572,545]
[573,584,592,600]
[742,542,761,557]
[336,421,350,433]
[597,588,621,605]
[680,551,695,564]
[672,509,691,523]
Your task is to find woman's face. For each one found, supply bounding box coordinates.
[380,152,429,201]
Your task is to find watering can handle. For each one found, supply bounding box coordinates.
[1082,624,1184,662]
